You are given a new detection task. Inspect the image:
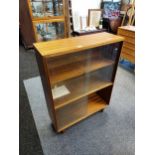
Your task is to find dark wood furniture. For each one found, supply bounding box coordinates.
[34,32,124,133]
[72,29,107,36]
[19,0,35,49]
[67,0,74,36]
[100,1,122,33]
[117,25,135,63]
[19,0,69,49]
[103,17,122,33]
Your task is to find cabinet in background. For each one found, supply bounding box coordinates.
[118,25,135,63]
[19,0,69,49]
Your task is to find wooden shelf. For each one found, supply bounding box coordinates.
[57,93,108,132]
[49,57,114,85]
[53,67,113,109]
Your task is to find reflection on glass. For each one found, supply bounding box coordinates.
[31,0,63,17]
[47,45,118,106]
[31,2,44,17]
[56,96,88,128]
[45,44,120,129]
[53,0,63,16]
[35,22,64,42]
[55,22,64,38]
[46,23,57,40]
[44,2,54,16]
[36,23,46,41]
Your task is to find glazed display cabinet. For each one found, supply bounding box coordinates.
[34,32,124,133]
[19,0,69,48]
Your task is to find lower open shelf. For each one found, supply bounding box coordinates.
[56,93,108,132]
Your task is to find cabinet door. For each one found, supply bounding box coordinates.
[47,44,121,107]
[46,43,121,129]
[34,21,65,42]
[30,0,64,19]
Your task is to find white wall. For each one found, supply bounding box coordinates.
[72,0,101,17]
[71,0,121,30]
[72,0,101,30]
[72,0,121,16]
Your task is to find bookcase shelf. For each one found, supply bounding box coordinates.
[49,57,114,85]
[57,93,108,132]
[53,67,113,109]
[34,32,124,133]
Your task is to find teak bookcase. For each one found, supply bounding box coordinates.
[34,32,124,133]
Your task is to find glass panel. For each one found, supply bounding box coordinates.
[31,2,44,18]
[47,44,119,107]
[51,66,114,108]
[47,44,119,129]
[56,96,88,129]
[44,2,54,17]
[53,0,63,16]
[56,92,108,129]
[31,0,63,18]
[35,22,64,42]
[54,22,65,38]
[35,23,46,41]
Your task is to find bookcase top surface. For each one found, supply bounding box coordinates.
[34,32,124,58]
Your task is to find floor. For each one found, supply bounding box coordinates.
[20,44,135,155]
[19,45,43,155]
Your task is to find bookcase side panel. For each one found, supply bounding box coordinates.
[35,51,58,131]
[111,41,123,82]
[97,86,113,105]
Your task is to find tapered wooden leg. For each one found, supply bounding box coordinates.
[100,109,104,112]
[51,123,56,132]
[60,130,65,134]
[51,123,65,134]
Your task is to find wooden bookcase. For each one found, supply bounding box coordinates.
[34,32,124,133]
[19,0,69,49]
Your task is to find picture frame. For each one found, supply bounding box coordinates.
[88,9,102,27]
[101,1,121,18]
